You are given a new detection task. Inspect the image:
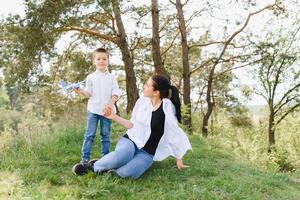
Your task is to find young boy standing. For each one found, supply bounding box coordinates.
[75,48,121,164]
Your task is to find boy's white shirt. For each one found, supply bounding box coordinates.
[84,70,121,116]
[126,96,192,161]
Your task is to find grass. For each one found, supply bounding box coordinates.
[0,123,300,200]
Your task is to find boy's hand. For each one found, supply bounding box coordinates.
[103,106,115,119]
[74,88,81,94]
[103,106,111,116]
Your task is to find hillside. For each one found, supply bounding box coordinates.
[0,124,300,200]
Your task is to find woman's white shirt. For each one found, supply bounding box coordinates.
[126,96,192,161]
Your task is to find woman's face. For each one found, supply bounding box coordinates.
[143,78,159,98]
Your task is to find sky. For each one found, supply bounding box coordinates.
[0,0,268,105]
[0,0,24,18]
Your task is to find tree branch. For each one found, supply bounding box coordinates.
[169,0,176,6]
[274,94,300,115]
[161,31,180,56]
[189,41,238,49]
[214,3,275,68]
[190,57,215,75]
[60,27,118,44]
[274,82,300,112]
[89,15,115,31]
[276,103,300,125]
[216,57,263,78]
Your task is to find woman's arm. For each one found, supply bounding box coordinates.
[103,107,133,129]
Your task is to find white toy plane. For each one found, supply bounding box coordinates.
[57,79,85,98]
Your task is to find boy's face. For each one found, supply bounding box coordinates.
[93,52,109,72]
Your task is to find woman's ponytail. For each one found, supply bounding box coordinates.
[169,85,181,123]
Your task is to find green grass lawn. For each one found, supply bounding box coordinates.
[1,124,300,200]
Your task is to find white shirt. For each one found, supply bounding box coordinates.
[126,96,192,161]
[84,70,121,116]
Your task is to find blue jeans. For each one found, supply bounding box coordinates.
[81,111,111,161]
[93,137,154,179]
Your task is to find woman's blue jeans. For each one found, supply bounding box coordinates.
[93,137,154,179]
[81,111,111,161]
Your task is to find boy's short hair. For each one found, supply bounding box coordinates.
[93,47,109,59]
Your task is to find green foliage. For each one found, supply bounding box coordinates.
[267,147,295,172]
[49,51,94,86]
[0,108,21,133]
[181,103,191,127]
[0,86,9,108]
[205,111,300,174]
[227,106,253,127]
[0,0,99,93]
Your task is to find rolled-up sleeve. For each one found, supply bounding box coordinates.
[84,75,93,96]
[111,74,121,98]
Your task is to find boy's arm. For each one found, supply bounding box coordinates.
[109,74,121,108]
[75,75,92,98]
[74,88,91,98]
[107,95,118,108]
[103,95,118,116]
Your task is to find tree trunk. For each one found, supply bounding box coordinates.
[175,0,192,132]
[268,109,275,152]
[151,0,169,78]
[112,1,139,113]
[202,66,215,137]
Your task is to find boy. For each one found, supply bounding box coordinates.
[75,47,121,164]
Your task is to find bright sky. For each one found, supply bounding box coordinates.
[0,0,268,105]
[0,0,24,18]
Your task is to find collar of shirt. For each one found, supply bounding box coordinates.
[95,69,109,75]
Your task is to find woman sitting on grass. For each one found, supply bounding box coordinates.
[72,74,192,179]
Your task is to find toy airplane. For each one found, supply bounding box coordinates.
[57,79,85,98]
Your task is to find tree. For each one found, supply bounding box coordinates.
[198,3,277,137]
[111,0,139,112]
[171,0,192,131]
[251,27,300,151]
[151,0,169,77]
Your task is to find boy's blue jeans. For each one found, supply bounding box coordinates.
[93,137,154,179]
[81,111,111,161]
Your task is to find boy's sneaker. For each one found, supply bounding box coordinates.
[80,160,89,164]
[72,162,93,175]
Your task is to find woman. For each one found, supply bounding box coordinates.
[72,74,192,179]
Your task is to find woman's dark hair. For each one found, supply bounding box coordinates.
[151,74,181,123]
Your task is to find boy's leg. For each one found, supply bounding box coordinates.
[81,112,99,162]
[93,137,135,173]
[99,115,111,156]
[115,150,154,179]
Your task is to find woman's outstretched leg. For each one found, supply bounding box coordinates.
[93,137,135,173]
[115,149,153,179]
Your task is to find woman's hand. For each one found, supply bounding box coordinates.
[176,159,189,170]
[103,107,133,129]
